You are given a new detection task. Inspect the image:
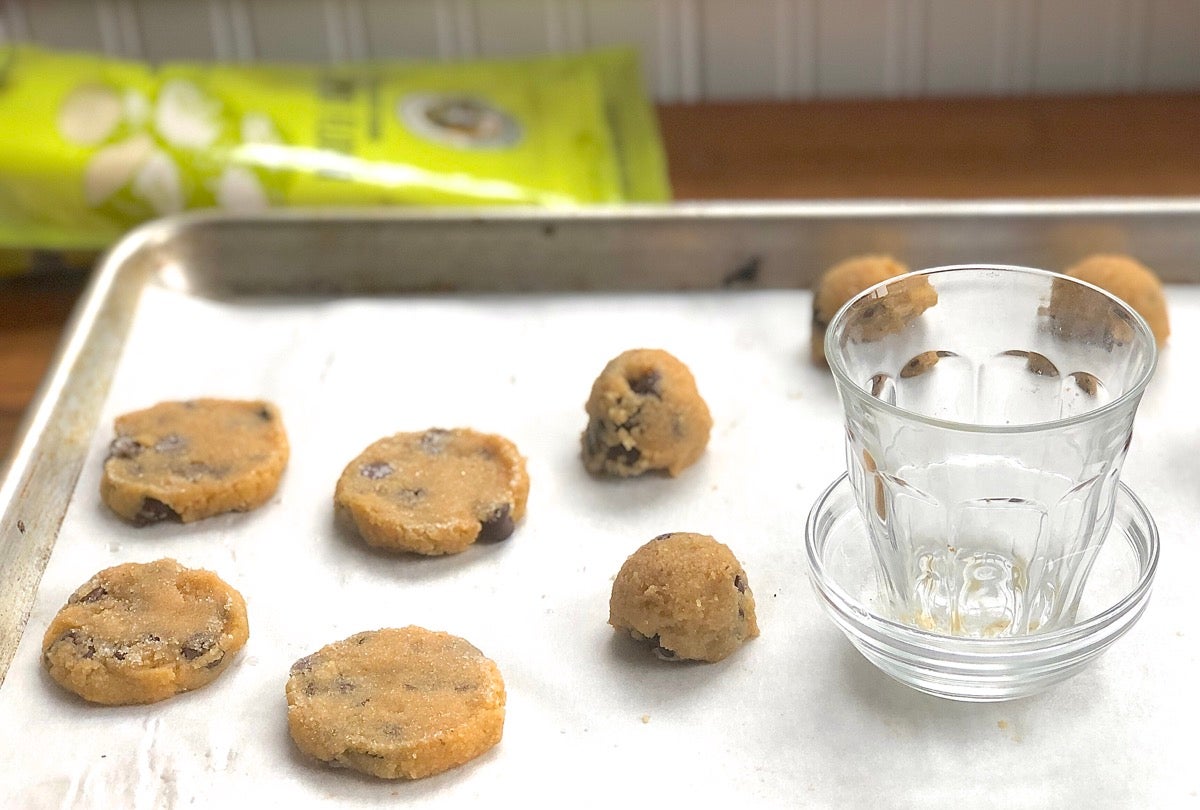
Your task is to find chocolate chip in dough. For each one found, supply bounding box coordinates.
[476,504,514,543]
[109,436,143,460]
[75,586,108,604]
[360,461,394,480]
[134,497,181,526]
[629,370,662,397]
[180,633,216,660]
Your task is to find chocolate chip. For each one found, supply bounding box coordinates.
[113,650,126,661]
[305,681,317,696]
[133,498,180,526]
[650,637,677,661]
[476,504,514,543]
[420,429,450,455]
[652,533,675,542]
[617,411,642,431]
[56,630,97,659]
[290,654,318,675]
[632,631,678,661]
[397,487,425,504]
[382,723,403,737]
[454,684,475,692]
[257,406,272,421]
[403,683,419,691]
[181,634,215,661]
[734,574,746,593]
[335,677,356,693]
[16,520,25,534]
[204,650,226,669]
[628,370,662,397]
[606,444,641,465]
[75,586,108,604]
[360,461,394,479]
[154,434,186,453]
[108,436,143,460]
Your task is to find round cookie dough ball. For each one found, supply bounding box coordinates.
[581,349,712,477]
[286,627,505,780]
[609,532,759,662]
[1064,254,1170,346]
[812,254,915,365]
[42,559,249,705]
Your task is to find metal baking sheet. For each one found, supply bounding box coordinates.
[2,201,1199,807]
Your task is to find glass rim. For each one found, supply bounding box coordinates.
[823,264,1160,435]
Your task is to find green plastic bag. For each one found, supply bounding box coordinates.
[0,45,669,256]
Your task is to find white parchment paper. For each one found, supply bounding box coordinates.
[2,284,1198,808]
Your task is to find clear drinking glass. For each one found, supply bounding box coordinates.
[825,265,1157,637]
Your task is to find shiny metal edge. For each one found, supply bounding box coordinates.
[134,196,1200,220]
[3,198,1199,684]
[0,220,165,686]
[132,198,1200,299]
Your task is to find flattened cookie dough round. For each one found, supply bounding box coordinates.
[286,627,506,780]
[100,399,289,525]
[581,348,712,477]
[42,558,249,705]
[335,428,529,555]
[609,532,759,663]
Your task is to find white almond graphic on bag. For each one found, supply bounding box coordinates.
[241,112,281,145]
[213,166,268,212]
[132,150,184,215]
[155,79,221,149]
[123,89,152,128]
[58,84,123,146]
[83,133,155,206]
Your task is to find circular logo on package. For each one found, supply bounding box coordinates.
[398,94,521,149]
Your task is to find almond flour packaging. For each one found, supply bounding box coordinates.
[0,45,668,266]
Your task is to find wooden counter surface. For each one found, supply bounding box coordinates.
[4,93,1200,464]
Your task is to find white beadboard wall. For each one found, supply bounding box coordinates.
[1,0,1198,101]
